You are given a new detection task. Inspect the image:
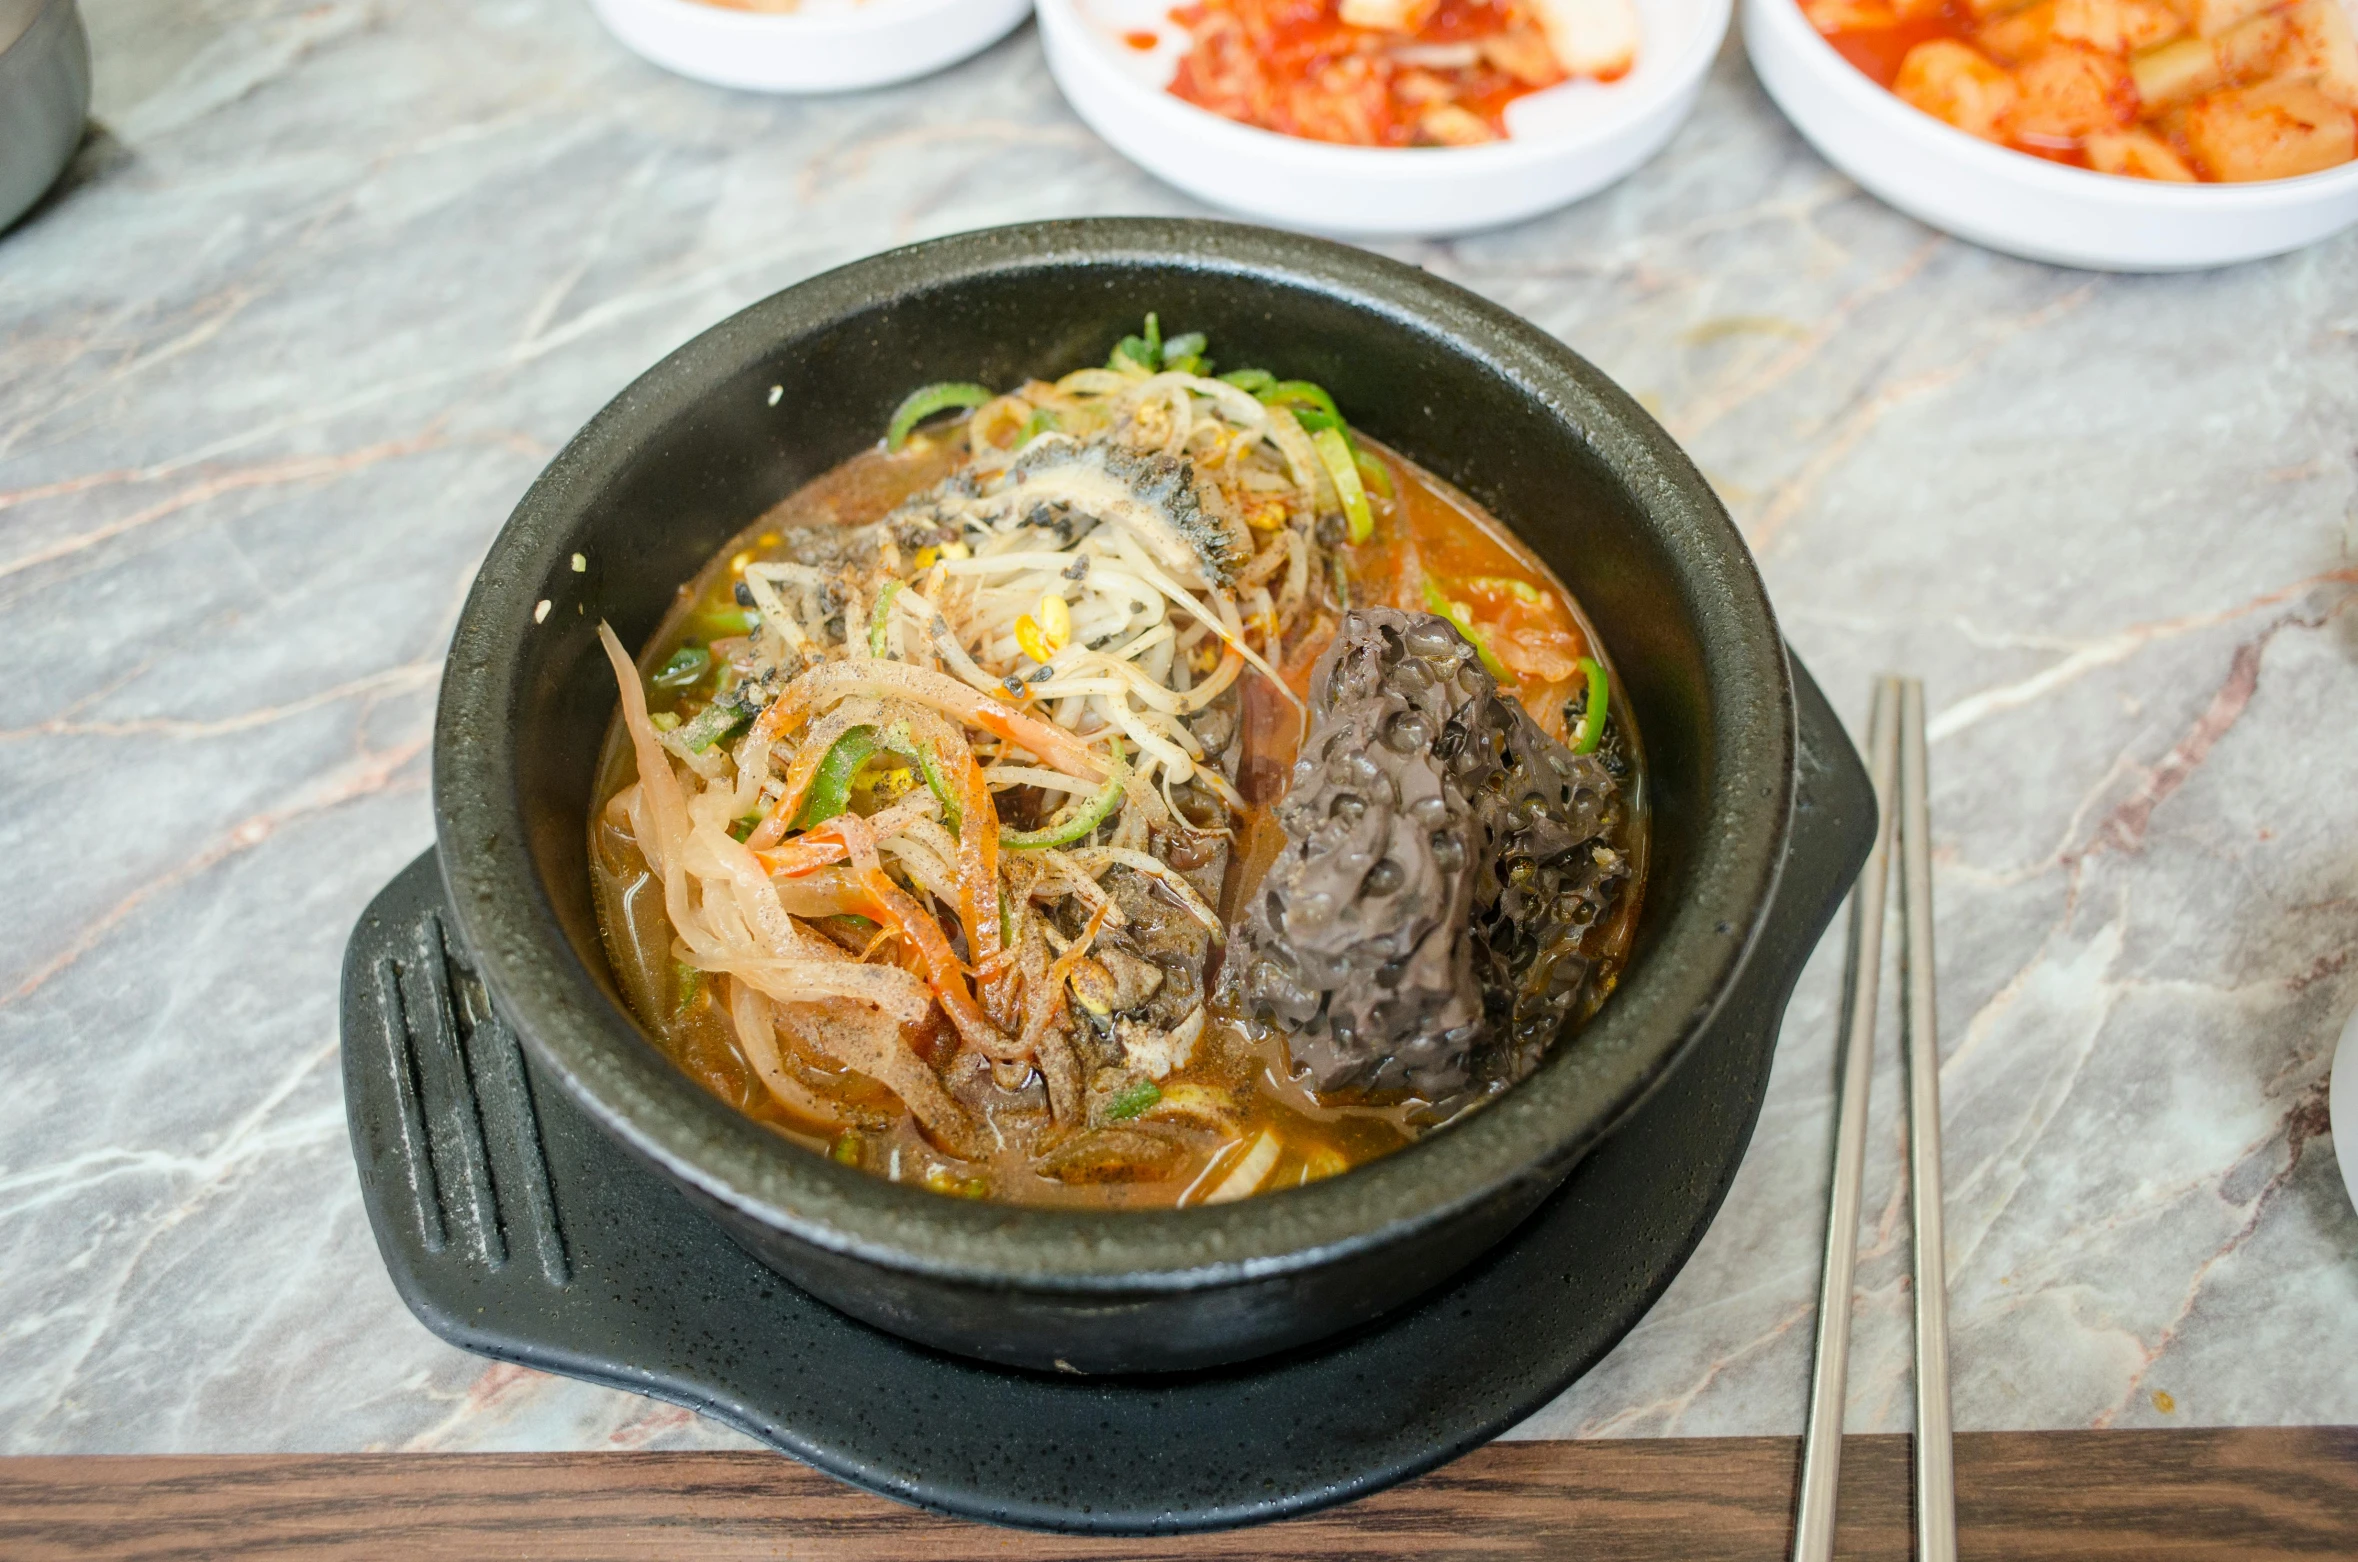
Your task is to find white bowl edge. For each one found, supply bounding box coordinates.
[589,0,1034,93]
[1036,0,1732,236]
[1741,0,2358,271]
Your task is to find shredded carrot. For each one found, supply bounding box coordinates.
[753,792,935,878]
[1022,900,1113,1060]
[948,745,1005,1015]
[747,705,860,851]
[831,812,1020,1061]
[968,703,1099,779]
[754,826,849,878]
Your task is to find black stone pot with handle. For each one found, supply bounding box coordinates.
[425,218,1844,1376]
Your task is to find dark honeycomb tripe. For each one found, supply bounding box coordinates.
[1224,608,1631,1105]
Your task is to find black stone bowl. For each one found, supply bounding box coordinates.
[433,219,1799,1376]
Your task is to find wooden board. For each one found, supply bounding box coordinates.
[3,1430,2352,1560]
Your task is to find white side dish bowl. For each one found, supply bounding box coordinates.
[589,0,1033,93]
[1035,0,1731,236]
[1742,0,2358,270]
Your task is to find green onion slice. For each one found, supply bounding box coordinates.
[1570,656,1610,755]
[1160,331,1208,374]
[650,644,711,691]
[678,701,752,754]
[885,382,992,451]
[1311,426,1374,544]
[1352,446,1394,499]
[868,580,902,658]
[1105,1079,1161,1121]
[1111,314,1163,373]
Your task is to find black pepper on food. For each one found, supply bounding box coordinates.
[1222,608,1632,1105]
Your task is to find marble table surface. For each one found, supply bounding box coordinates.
[3,0,2354,1460]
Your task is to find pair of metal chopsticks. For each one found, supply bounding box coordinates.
[1793,678,1955,1562]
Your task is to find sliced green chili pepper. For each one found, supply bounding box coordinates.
[1311,426,1374,544]
[868,580,902,658]
[878,722,963,837]
[1218,367,1275,394]
[999,751,1131,851]
[1423,579,1515,685]
[1569,656,1610,755]
[885,381,992,451]
[794,726,880,829]
[728,813,763,843]
[917,744,962,837]
[651,644,711,691]
[1262,378,1342,425]
[1106,1079,1161,1121]
[1353,446,1394,499]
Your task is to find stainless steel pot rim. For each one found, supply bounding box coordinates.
[433,218,1796,1294]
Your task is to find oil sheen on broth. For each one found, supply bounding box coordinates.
[588,325,1644,1209]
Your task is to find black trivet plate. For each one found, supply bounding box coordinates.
[341,658,1870,1535]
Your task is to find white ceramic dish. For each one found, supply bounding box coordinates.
[1035,0,1729,237]
[1742,0,2358,270]
[589,0,1032,93]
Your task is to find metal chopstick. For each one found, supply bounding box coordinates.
[1899,678,1957,1562]
[1792,678,1901,1562]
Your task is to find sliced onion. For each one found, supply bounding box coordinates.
[1199,1130,1282,1205]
